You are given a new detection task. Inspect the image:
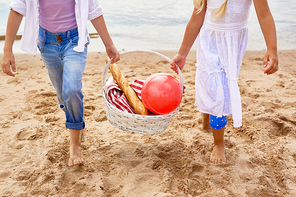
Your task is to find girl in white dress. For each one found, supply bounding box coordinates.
[171,0,278,164]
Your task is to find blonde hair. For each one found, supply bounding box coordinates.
[193,0,227,19]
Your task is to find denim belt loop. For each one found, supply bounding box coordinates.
[39,26,46,41]
[42,27,46,40]
[67,30,71,40]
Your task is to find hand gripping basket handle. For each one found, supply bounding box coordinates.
[103,49,184,92]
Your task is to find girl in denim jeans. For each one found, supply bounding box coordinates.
[1,0,120,167]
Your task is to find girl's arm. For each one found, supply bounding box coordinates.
[91,15,120,63]
[171,5,207,71]
[1,9,23,77]
[253,0,278,75]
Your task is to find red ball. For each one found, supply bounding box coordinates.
[141,73,182,114]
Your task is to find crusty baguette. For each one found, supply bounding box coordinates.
[106,58,149,115]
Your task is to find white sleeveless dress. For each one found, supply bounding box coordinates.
[195,0,252,127]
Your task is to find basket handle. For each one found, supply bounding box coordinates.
[103,49,184,92]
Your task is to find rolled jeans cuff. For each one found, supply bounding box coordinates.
[66,121,85,130]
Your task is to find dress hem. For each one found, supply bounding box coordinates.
[194,103,232,117]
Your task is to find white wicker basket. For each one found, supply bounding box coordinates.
[102,49,184,134]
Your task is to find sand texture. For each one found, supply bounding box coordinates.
[0,50,296,197]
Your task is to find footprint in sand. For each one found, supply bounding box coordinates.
[84,105,96,117]
[188,164,204,179]
[16,126,45,141]
[260,101,280,113]
[101,178,124,196]
[273,119,294,136]
[44,115,60,123]
[258,116,294,137]
[25,91,58,116]
[14,168,34,181]
[34,102,57,115]
[187,164,212,196]
[46,146,68,164]
[94,110,107,122]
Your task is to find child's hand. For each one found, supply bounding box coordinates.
[106,45,120,64]
[170,54,186,74]
[1,51,16,77]
[263,50,278,75]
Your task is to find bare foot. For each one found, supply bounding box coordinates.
[211,127,226,165]
[68,129,84,167]
[202,113,211,132]
[210,144,226,165]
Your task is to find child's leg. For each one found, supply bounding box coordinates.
[39,27,87,167]
[64,51,86,167]
[202,113,211,131]
[211,127,226,164]
[68,129,83,167]
[42,43,86,167]
[61,39,87,167]
[209,115,227,164]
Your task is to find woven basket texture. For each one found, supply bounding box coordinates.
[102,49,183,134]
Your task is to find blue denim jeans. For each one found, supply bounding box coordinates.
[37,26,88,130]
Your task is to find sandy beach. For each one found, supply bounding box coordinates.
[0,49,296,197]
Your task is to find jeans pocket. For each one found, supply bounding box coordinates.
[37,39,45,52]
[70,36,79,46]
